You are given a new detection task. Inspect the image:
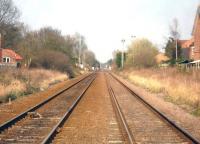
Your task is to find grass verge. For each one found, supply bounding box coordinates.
[117,68,200,116]
[0,68,68,104]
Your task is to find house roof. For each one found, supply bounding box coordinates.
[1,48,23,60]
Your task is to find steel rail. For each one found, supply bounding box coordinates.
[106,74,135,144]
[41,74,96,144]
[0,73,94,133]
[109,72,200,144]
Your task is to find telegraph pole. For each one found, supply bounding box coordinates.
[176,38,178,61]
[78,36,82,66]
[131,35,136,64]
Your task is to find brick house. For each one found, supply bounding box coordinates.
[178,38,194,60]
[0,48,23,67]
[178,5,200,61]
[192,5,200,60]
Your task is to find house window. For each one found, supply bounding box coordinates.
[7,57,10,63]
[3,58,6,62]
[191,46,195,56]
[2,57,10,63]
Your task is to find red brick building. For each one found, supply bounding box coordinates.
[178,5,200,61]
[192,5,200,60]
[178,38,194,60]
[0,48,23,67]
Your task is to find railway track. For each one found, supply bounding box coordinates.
[0,73,96,144]
[51,72,126,144]
[106,72,200,144]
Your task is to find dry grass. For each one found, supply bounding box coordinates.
[118,68,200,115]
[127,75,164,93]
[0,80,26,95]
[0,68,68,103]
[28,69,68,90]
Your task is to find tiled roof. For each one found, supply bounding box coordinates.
[1,48,23,60]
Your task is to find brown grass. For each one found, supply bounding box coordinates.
[0,68,68,103]
[118,68,200,115]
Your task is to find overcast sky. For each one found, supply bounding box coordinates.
[14,0,199,63]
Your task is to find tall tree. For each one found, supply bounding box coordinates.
[72,33,88,65]
[16,27,94,76]
[3,23,23,47]
[0,0,21,47]
[0,0,20,26]
[169,18,180,39]
[84,50,96,67]
[165,38,182,61]
[165,18,182,63]
[114,50,124,68]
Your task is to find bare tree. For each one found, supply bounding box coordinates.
[167,18,182,61]
[0,0,20,27]
[72,33,88,65]
[84,50,96,67]
[169,18,180,40]
[0,0,21,47]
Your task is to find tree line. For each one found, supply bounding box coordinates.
[113,18,186,69]
[0,0,99,77]
[113,38,158,68]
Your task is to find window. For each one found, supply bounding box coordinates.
[2,57,11,63]
[3,58,6,62]
[191,46,195,56]
[7,57,10,63]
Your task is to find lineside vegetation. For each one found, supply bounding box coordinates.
[117,68,200,116]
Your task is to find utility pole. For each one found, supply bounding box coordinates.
[83,49,86,67]
[175,38,178,61]
[121,39,125,69]
[130,35,136,64]
[78,36,82,66]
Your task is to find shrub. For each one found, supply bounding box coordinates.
[30,50,74,77]
[6,92,18,101]
[126,38,158,67]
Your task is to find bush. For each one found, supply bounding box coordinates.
[30,50,74,77]
[6,92,18,101]
[126,38,158,67]
[25,86,39,95]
